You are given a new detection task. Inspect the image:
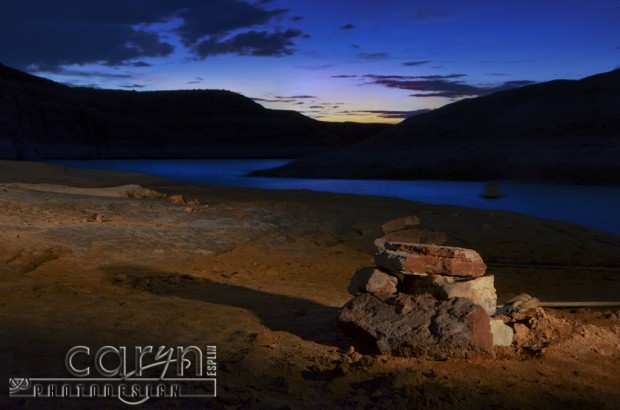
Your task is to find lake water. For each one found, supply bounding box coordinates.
[47,159,620,236]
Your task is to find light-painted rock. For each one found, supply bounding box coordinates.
[490,319,514,347]
[338,293,495,359]
[365,268,399,295]
[376,243,487,278]
[347,267,398,296]
[402,274,497,316]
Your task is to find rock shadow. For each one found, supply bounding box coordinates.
[103,265,346,346]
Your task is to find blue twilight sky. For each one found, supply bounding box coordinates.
[1,0,619,123]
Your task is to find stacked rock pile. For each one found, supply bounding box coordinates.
[338,241,514,360]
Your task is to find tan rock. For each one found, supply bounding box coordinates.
[346,268,398,296]
[490,319,514,347]
[402,274,497,315]
[365,269,398,295]
[381,215,421,234]
[376,242,487,278]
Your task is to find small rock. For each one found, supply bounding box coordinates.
[512,323,530,345]
[169,194,185,204]
[347,267,375,295]
[381,215,421,234]
[490,319,514,347]
[365,269,399,295]
[113,273,128,283]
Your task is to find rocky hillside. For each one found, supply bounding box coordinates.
[254,69,620,185]
[0,64,389,159]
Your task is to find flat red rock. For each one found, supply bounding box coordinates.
[375,242,487,278]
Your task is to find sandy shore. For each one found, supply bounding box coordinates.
[1,160,619,409]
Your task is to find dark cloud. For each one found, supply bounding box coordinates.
[406,9,456,23]
[187,76,203,84]
[132,61,152,68]
[275,95,316,99]
[253,94,317,104]
[0,0,304,70]
[120,83,146,89]
[35,67,134,80]
[295,64,334,70]
[402,61,430,67]
[193,29,303,57]
[404,79,536,98]
[173,1,289,47]
[253,97,295,103]
[291,16,303,22]
[363,74,466,80]
[351,44,360,49]
[333,72,535,98]
[358,52,390,60]
[353,109,432,119]
[340,23,355,30]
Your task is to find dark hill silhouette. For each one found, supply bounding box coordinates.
[254,69,620,185]
[0,63,389,159]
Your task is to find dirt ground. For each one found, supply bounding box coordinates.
[1,160,619,409]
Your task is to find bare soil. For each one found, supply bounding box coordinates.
[1,160,619,409]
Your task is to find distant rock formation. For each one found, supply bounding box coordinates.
[0,63,389,160]
[254,69,620,185]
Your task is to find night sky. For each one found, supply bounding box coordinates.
[2,0,619,123]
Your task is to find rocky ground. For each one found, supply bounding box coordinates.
[1,160,619,409]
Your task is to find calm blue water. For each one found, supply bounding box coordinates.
[47,159,620,235]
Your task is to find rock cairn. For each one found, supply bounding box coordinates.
[338,240,514,360]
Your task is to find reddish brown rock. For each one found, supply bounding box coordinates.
[381,215,421,234]
[337,293,494,359]
[375,242,487,278]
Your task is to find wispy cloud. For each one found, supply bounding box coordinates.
[352,109,432,119]
[402,61,431,67]
[333,72,535,98]
[358,52,390,60]
[295,64,334,70]
[120,83,146,89]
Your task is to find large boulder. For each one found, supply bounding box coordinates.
[338,293,494,359]
[401,274,497,315]
[375,242,487,278]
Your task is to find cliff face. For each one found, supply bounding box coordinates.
[0,64,389,159]
[254,69,620,185]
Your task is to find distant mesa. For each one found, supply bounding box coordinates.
[253,68,620,185]
[0,63,389,160]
